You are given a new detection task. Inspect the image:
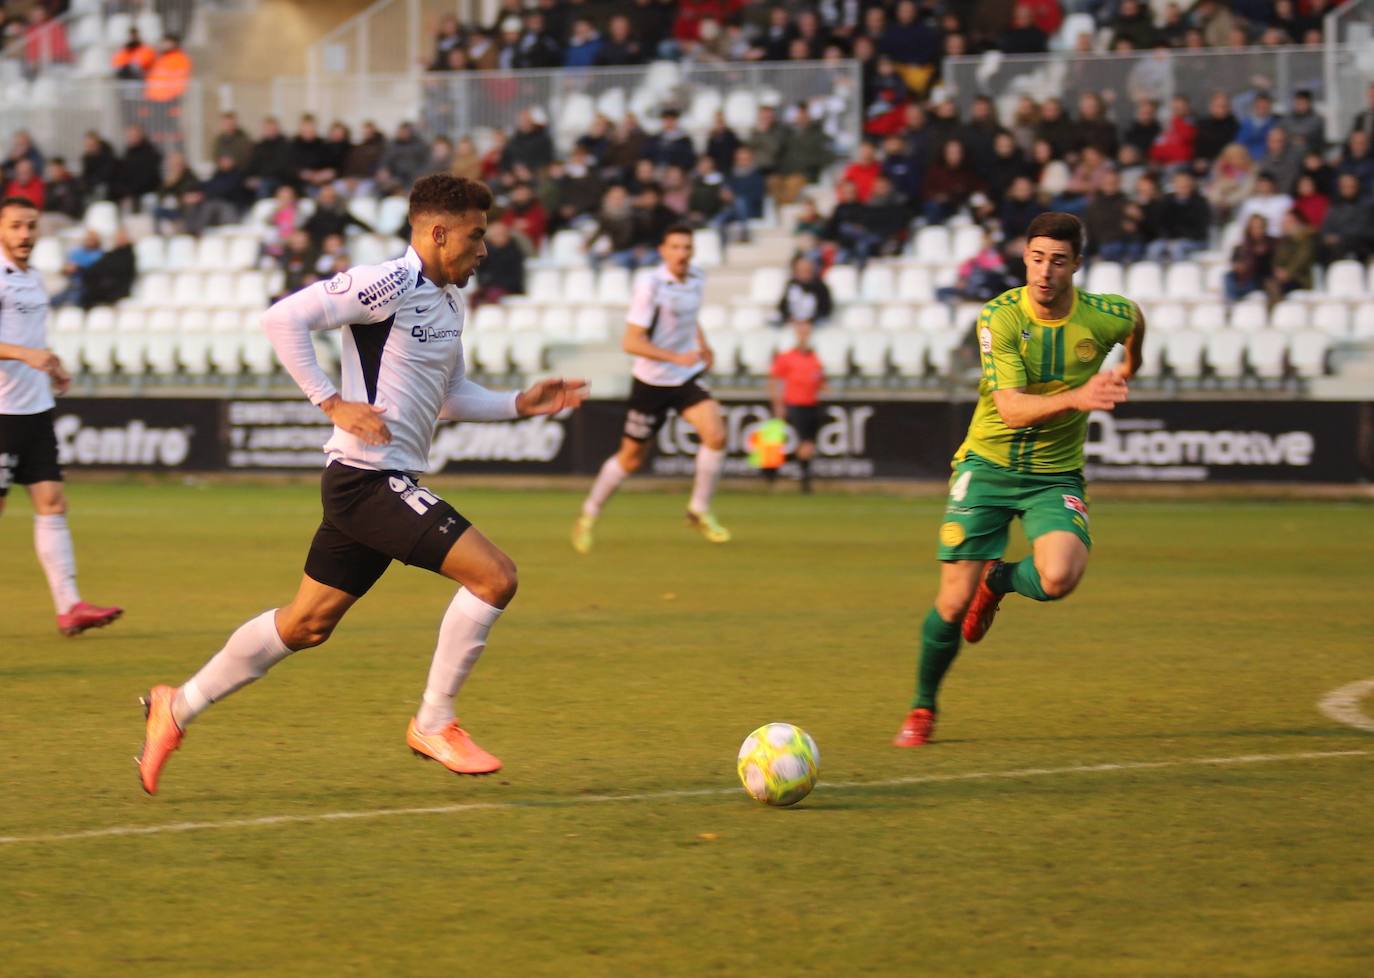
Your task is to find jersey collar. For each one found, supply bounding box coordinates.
[1018,286,1078,327]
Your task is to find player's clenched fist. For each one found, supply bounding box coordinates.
[1073,372,1129,412]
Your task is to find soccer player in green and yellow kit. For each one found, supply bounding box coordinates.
[894,212,1145,747]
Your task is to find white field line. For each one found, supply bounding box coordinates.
[0,748,1368,848]
[1317,678,1374,734]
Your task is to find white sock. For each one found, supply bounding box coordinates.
[34,514,81,614]
[689,446,725,514]
[172,610,294,728]
[416,588,503,734]
[582,455,629,518]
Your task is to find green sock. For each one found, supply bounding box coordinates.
[913,607,962,710]
[989,556,1053,602]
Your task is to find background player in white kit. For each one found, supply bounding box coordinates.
[137,175,587,794]
[0,196,123,636]
[572,225,729,553]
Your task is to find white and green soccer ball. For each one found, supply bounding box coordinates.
[737,723,820,807]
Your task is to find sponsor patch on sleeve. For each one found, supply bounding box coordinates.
[978,327,992,354]
[324,272,352,295]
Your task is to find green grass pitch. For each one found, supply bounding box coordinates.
[2,480,1371,977]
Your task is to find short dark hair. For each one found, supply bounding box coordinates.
[662,224,694,243]
[408,174,494,223]
[1024,212,1084,257]
[0,195,38,217]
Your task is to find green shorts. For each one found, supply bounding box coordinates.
[935,454,1092,561]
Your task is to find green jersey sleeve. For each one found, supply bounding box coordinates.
[977,302,1026,392]
[1095,293,1139,345]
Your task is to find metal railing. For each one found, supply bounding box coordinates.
[307,0,482,80]
[942,44,1335,131]
[1325,0,1374,140]
[226,60,864,156]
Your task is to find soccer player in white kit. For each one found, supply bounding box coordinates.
[137,175,588,794]
[0,196,124,636]
[572,225,730,553]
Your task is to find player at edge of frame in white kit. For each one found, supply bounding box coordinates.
[136,174,588,794]
[0,195,124,636]
[571,224,731,554]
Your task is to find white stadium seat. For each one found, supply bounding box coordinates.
[1324,259,1366,299]
[707,328,740,374]
[171,271,205,308]
[375,197,410,236]
[235,271,269,308]
[1269,300,1307,332]
[890,331,927,376]
[178,311,213,374]
[698,304,728,332]
[506,306,540,332]
[165,234,198,272]
[731,306,766,331]
[1163,261,1205,299]
[737,329,778,376]
[950,225,983,263]
[1086,261,1124,295]
[472,331,510,374]
[135,235,167,273]
[31,237,63,275]
[879,304,913,332]
[1229,301,1268,332]
[1164,329,1206,378]
[852,331,890,377]
[144,309,179,375]
[471,304,505,332]
[596,267,632,306]
[925,330,961,375]
[812,329,852,377]
[1149,303,1188,332]
[574,307,612,343]
[1124,262,1165,300]
[525,268,561,304]
[1352,302,1374,339]
[195,236,228,270]
[1187,301,1227,333]
[53,306,85,333]
[1288,329,1330,377]
[548,229,585,267]
[509,333,546,374]
[916,304,952,333]
[897,266,934,302]
[348,196,380,227]
[749,267,786,306]
[83,201,119,237]
[912,226,950,264]
[1310,301,1351,338]
[203,272,236,307]
[824,265,859,304]
[859,265,895,303]
[839,305,876,331]
[114,328,146,376]
[1246,330,1287,379]
[539,307,573,339]
[225,235,260,272]
[563,268,595,302]
[691,230,721,268]
[81,306,116,373]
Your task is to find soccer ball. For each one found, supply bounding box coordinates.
[737,723,820,807]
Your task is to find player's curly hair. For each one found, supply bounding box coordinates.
[1025,212,1084,258]
[408,174,494,223]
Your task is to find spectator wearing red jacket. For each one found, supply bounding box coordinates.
[4,159,45,210]
[1016,0,1064,36]
[840,142,883,202]
[1150,96,1198,167]
[500,182,548,250]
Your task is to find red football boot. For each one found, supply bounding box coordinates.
[961,561,1005,644]
[57,601,123,636]
[893,708,937,747]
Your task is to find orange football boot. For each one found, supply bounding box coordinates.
[406,718,502,775]
[962,560,1006,643]
[137,685,184,795]
[893,708,937,747]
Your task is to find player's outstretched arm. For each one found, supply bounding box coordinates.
[515,377,589,417]
[992,373,1129,429]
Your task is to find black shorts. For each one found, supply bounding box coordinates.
[304,461,472,597]
[786,405,822,443]
[0,410,62,498]
[623,375,713,442]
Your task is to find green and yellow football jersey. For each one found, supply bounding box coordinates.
[954,287,1136,474]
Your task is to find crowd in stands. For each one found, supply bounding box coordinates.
[417,0,1346,80]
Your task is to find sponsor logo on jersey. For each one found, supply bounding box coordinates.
[979,327,993,353]
[324,272,352,294]
[411,323,461,343]
[53,414,191,466]
[1062,494,1089,520]
[1075,338,1097,362]
[939,521,965,547]
[356,266,411,309]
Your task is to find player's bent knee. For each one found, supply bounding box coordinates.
[470,554,518,607]
[1038,567,1081,600]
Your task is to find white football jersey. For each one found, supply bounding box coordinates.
[272,246,473,474]
[626,263,706,388]
[0,249,54,416]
